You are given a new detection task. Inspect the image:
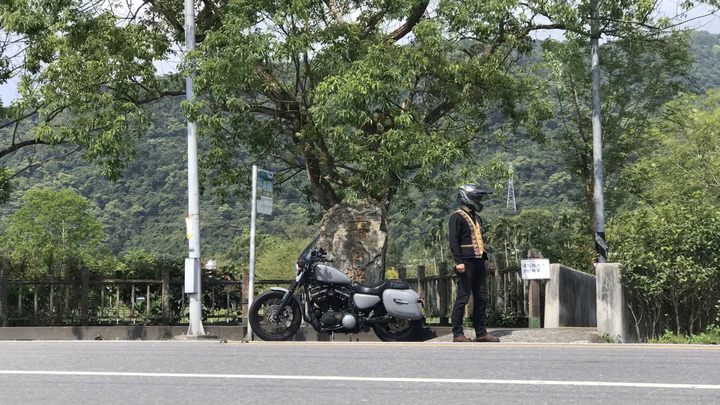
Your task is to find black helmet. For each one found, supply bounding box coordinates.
[457,184,493,212]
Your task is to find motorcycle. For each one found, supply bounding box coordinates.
[248,236,425,341]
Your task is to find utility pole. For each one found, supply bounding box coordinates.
[590,0,607,263]
[245,165,258,341]
[506,162,517,212]
[185,0,205,335]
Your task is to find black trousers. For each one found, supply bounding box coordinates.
[451,258,488,337]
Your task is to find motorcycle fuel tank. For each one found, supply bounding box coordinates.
[314,264,352,285]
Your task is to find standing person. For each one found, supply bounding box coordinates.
[448,184,500,343]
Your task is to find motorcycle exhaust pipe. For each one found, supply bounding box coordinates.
[365,316,392,324]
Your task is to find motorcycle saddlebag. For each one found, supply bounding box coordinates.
[381,289,423,320]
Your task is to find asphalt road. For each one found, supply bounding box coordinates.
[1,341,720,405]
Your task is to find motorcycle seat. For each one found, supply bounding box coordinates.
[352,279,410,295]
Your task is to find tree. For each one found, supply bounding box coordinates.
[151,0,598,282]
[0,188,104,278]
[624,90,720,202]
[611,196,720,337]
[486,209,595,272]
[611,89,720,338]
[151,0,718,280]
[541,29,696,236]
[0,0,178,203]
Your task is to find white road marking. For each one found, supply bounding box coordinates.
[0,370,718,390]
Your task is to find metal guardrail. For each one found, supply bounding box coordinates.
[0,268,291,327]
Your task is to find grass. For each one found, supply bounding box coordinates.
[602,333,619,344]
[649,325,720,344]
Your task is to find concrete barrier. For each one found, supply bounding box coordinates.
[0,325,368,341]
[0,325,437,342]
[596,263,646,343]
[544,264,597,328]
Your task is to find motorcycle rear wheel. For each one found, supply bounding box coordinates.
[249,290,302,341]
[372,317,422,342]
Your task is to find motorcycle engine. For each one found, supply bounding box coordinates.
[309,284,356,329]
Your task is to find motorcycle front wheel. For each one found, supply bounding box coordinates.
[249,290,302,341]
[373,317,422,342]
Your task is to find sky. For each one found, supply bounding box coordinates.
[1,0,718,106]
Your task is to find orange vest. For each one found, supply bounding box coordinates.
[457,209,485,257]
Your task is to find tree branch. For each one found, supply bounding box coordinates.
[424,102,454,125]
[134,90,186,105]
[322,0,347,24]
[250,106,295,120]
[10,147,81,180]
[144,0,185,36]
[570,76,589,144]
[485,23,566,56]
[389,1,429,42]
[0,108,40,131]
[254,61,301,110]
[270,166,303,184]
[361,8,388,39]
[0,139,49,159]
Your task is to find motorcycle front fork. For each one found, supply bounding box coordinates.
[273,275,301,321]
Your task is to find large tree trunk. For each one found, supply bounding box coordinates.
[315,202,388,286]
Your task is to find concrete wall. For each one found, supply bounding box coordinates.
[544,264,597,328]
[596,263,646,343]
[0,325,374,341]
[0,325,443,342]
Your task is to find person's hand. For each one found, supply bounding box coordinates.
[455,263,466,273]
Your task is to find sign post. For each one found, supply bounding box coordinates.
[521,249,550,329]
[246,166,273,341]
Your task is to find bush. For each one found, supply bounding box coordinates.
[611,194,720,337]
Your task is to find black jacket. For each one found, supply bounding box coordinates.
[449,210,488,265]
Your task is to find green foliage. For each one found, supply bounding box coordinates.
[486,209,596,273]
[610,88,720,338]
[602,333,619,344]
[190,0,573,211]
[690,32,720,91]
[1,0,720,301]
[0,0,175,203]
[487,309,521,328]
[255,238,312,280]
[0,188,105,278]
[624,90,720,203]
[650,325,720,345]
[541,30,694,230]
[611,195,720,336]
[0,167,12,204]
[385,267,400,280]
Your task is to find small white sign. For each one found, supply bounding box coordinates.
[257,196,273,216]
[184,257,199,293]
[257,170,274,215]
[521,258,551,280]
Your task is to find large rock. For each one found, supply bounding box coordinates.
[315,202,387,286]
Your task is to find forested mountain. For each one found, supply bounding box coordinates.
[2,31,720,277]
